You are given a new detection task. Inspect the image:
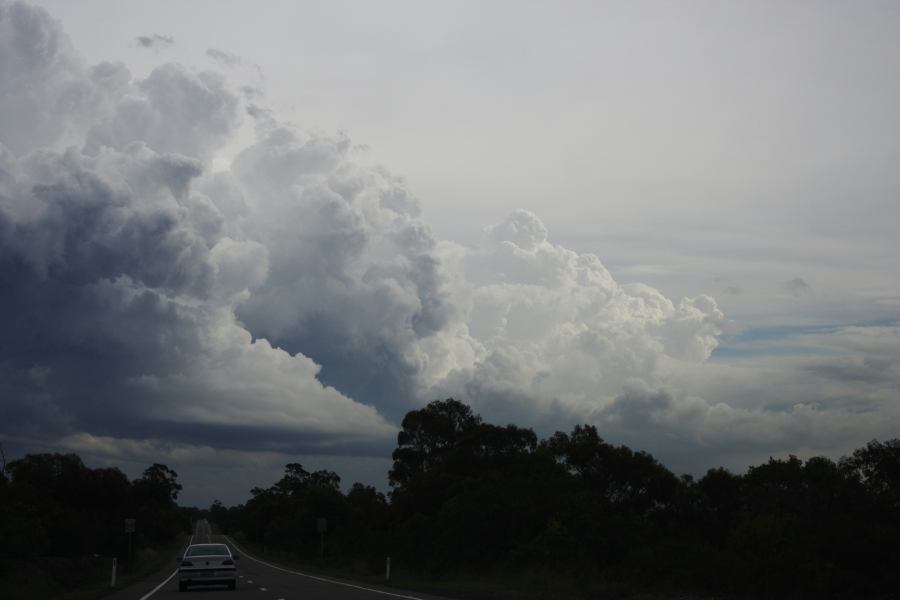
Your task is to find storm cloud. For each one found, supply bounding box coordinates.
[136,34,174,49]
[2,1,898,504]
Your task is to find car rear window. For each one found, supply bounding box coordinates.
[186,545,230,557]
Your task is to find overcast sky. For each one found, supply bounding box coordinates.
[2,0,898,506]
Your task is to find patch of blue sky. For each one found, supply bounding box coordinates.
[710,319,899,361]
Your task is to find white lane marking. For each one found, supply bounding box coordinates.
[247,580,254,584]
[138,534,195,599]
[137,570,177,600]
[260,587,268,591]
[225,535,426,599]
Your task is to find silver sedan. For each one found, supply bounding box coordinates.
[177,543,239,591]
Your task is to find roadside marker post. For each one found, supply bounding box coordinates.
[111,557,117,587]
[385,556,391,582]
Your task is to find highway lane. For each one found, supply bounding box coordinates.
[106,521,454,600]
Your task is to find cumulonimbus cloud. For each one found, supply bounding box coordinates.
[2,1,896,482]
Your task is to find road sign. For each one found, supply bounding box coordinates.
[124,518,136,533]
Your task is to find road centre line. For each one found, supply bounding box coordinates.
[225,535,427,600]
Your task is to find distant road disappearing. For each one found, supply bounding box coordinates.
[104,520,453,600]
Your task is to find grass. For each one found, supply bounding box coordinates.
[0,536,188,600]
[225,533,724,600]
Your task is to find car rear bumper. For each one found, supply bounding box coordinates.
[178,567,237,585]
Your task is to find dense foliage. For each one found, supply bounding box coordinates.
[2,400,898,599]
[216,400,900,599]
[0,452,188,571]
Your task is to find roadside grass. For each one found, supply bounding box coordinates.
[226,533,723,600]
[0,536,187,600]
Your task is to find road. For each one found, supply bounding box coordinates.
[105,521,454,600]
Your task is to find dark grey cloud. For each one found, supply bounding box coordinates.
[0,2,395,461]
[227,126,454,421]
[0,0,728,476]
[784,276,811,296]
[136,34,174,49]
[206,48,241,67]
[803,356,894,385]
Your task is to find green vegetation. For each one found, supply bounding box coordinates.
[0,453,189,599]
[0,537,186,600]
[209,399,900,600]
[2,400,898,599]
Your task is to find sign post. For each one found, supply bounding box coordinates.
[111,557,117,587]
[124,519,136,566]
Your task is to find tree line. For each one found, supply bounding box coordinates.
[212,399,899,599]
[0,450,187,587]
[2,399,898,598]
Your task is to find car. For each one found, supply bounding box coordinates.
[177,543,239,592]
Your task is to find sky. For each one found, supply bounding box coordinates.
[1,0,898,506]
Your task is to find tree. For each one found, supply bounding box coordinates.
[695,467,742,547]
[0,442,8,484]
[274,463,311,495]
[389,398,481,489]
[132,463,185,545]
[309,469,341,491]
[542,424,678,513]
[134,463,182,503]
[840,438,900,508]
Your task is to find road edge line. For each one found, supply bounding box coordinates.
[137,570,177,600]
[224,535,426,600]
[137,533,194,600]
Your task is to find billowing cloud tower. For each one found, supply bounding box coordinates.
[1,1,765,486]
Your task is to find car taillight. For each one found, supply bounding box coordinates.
[181,560,193,566]
[222,559,234,565]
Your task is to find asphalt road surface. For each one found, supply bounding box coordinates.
[105,521,454,600]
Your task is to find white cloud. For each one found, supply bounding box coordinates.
[426,210,726,428]
[2,1,898,504]
[0,1,99,154]
[85,64,240,160]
